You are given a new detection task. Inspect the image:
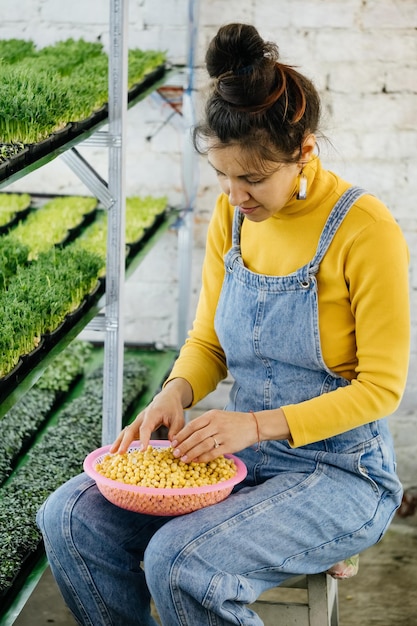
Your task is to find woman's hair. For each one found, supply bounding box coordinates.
[193,23,321,167]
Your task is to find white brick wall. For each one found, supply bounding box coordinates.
[1,0,416,485]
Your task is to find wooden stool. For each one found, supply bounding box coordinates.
[252,573,339,626]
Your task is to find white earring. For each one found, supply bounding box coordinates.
[297,170,308,200]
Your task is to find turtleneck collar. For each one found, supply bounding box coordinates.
[273,155,338,219]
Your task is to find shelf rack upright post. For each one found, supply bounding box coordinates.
[177,0,200,348]
[102,0,129,444]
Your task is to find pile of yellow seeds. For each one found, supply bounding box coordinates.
[95,445,237,489]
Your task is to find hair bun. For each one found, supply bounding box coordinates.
[194,23,321,158]
[205,23,278,78]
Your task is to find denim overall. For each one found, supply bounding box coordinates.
[37,187,402,626]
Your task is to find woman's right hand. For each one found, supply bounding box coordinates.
[109,378,193,454]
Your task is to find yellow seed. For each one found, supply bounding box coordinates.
[96,445,236,488]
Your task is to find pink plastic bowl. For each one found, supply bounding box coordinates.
[84,440,247,516]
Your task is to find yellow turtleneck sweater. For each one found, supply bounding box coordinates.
[167,156,410,447]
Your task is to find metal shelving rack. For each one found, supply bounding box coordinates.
[0,0,199,441]
[63,0,200,443]
[1,0,199,444]
[0,1,199,622]
[90,0,127,444]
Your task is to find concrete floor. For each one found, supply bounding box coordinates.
[11,380,417,625]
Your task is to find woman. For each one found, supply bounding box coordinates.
[37,23,410,626]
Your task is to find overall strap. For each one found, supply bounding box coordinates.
[232,207,244,247]
[309,186,367,272]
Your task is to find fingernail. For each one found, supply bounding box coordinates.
[181,455,188,462]
[173,448,181,457]
[171,439,178,448]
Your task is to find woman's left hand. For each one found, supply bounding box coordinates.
[170,409,259,462]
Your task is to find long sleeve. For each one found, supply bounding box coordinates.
[283,211,410,447]
[166,195,233,404]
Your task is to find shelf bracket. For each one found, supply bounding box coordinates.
[82,130,122,148]
[60,147,115,209]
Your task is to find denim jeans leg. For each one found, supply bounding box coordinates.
[37,473,168,626]
[145,454,396,626]
[37,433,401,626]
